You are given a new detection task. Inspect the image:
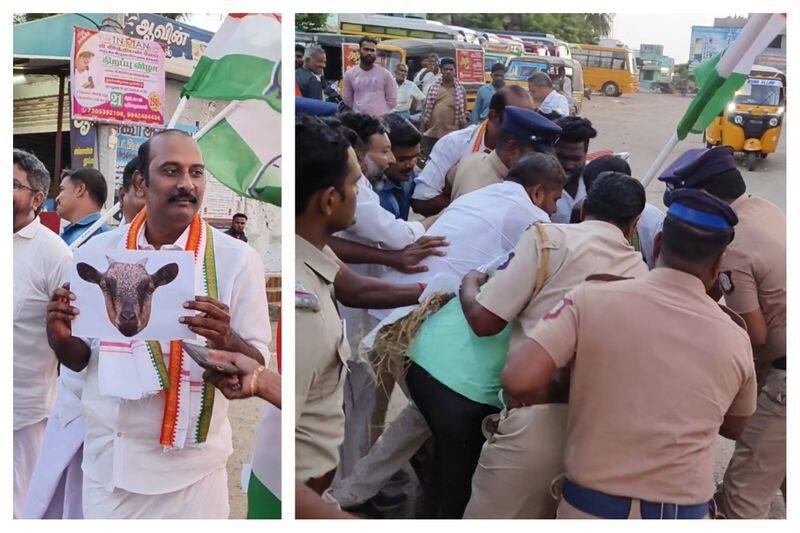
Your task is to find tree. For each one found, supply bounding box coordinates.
[428,13,603,43]
[584,13,614,38]
[296,13,330,33]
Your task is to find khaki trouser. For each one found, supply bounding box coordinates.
[720,368,786,518]
[556,497,710,519]
[463,403,568,519]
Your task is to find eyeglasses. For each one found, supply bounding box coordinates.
[13,179,39,193]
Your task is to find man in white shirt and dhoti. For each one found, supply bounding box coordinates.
[13,149,73,517]
[45,130,271,518]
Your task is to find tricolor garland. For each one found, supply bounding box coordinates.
[126,209,219,448]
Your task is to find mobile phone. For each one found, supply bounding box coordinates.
[182,341,239,375]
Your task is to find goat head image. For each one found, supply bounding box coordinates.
[77,256,179,337]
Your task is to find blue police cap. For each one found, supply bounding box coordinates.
[658,146,737,189]
[501,106,562,152]
[664,188,738,231]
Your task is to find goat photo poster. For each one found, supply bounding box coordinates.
[70,248,195,341]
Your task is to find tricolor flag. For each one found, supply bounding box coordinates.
[197,99,281,206]
[676,13,785,140]
[182,13,281,112]
[247,403,282,519]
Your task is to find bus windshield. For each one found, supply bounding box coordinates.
[506,61,549,81]
[735,78,782,106]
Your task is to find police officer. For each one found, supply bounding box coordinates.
[460,173,650,519]
[295,116,427,505]
[449,106,561,200]
[501,189,757,519]
[660,146,786,518]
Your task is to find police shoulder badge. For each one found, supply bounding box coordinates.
[296,281,321,312]
[719,270,735,295]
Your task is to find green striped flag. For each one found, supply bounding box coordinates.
[676,13,785,140]
[197,99,281,205]
[182,13,281,112]
[247,403,282,519]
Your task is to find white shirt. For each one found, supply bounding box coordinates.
[540,89,570,118]
[552,178,587,223]
[414,69,439,97]
[394,79,425,113]
[373,180,550,319]
[336,175,425,251]
[638,203,665,269]
[79,223,271,494]
[412,124,488,201]
[14,217,72,431]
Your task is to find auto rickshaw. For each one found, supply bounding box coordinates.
[504,55,585,114]
[704,65,785,171]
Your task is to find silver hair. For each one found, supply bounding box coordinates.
[303,43,326,60]
[13,148,50,194]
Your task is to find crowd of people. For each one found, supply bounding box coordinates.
[295,36,786,520]
[13,131,281,519]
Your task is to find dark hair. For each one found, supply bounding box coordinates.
[490,62,506,74]
[136,129,193,183]
[384,114,422,148]
[583,172,645,227]
[440,57,456,68]
[555,116,597,149]
[661,216,734,265]
[337,112,387,147]
[583,155,631,191]
[359,36,378,47]
[295,43,305,53]
[528,72,552,88]
[13,148,51,194]
[296,114,353,214]
[506,153,567,191]
[122,157,139,191]
[233,212,247,221]
[699,169,747,202]
[66,168,108,208]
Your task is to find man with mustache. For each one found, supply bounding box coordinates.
[45,129,270,518]
[375,114,422,221]
[342,37,397,117]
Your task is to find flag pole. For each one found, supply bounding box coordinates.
[167,96,188,129]
[193,101,240,140]
[69,203,121,250]
[641,131,679,189]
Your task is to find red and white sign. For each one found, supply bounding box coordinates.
[456,49,485,84]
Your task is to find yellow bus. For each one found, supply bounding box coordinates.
[337,14,465,42]
[570,44,638,97]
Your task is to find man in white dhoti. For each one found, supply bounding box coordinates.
[13,149,73,517]
[45,130,271,518]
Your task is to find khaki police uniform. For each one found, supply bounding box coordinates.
[464,220,648,519]
[448,149,508,201]
[295,236,351,486]
[526,268,756,518]
[719,194,786,518]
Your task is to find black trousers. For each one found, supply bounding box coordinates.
[406,362,500,518]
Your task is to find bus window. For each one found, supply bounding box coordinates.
[506,61,548,81]
[611,52,626,70]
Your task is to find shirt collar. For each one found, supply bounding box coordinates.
[65,211,102,230]
[647,267,708,297]
[488,150,509,176]
[502,181,552,221]
[14,216,41,239]
[296,235,340,284]
[135,220,192,250]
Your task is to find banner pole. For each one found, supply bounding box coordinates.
[166,96,188,129]
[69,202,121,250]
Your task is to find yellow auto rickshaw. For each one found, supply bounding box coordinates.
[504,55,585,114]
[705,65,785,171]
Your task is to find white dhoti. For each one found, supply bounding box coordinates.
[82,466,230,519]
[14,418,47,518]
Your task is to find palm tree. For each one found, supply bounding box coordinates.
[584,13,614,38]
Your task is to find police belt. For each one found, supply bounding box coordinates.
[562,478,710,519]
